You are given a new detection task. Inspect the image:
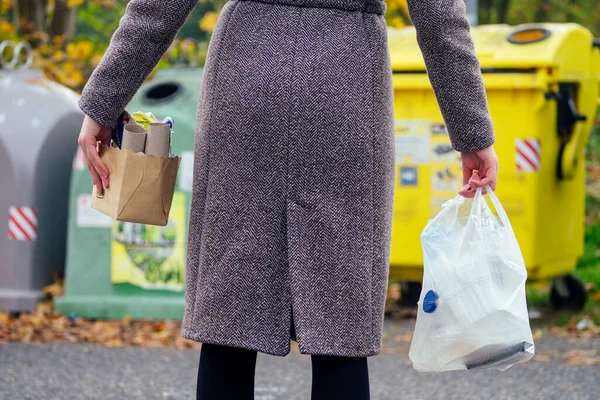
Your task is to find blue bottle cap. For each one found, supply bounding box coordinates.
[68,312,77,322]
[423,290,439,313]
[161,116,174,130]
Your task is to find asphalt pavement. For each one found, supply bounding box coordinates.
[1,317,599,400]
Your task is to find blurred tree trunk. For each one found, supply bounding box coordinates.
[11,0,21,30]
[479,0,511,24]
[50,0,78,43]
[498,0,511,23]
[13,0,77,47]
[565,0,578,20]
[533,0,549,22]
[479,0,492,24]
[16,0,47,35]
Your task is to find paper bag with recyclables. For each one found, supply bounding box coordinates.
[91,145,181,226]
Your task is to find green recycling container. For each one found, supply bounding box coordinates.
[54,68,203,320]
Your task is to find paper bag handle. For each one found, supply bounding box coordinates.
[160,157,179,217]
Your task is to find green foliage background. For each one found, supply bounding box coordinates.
[479,0,600,35]
[1,0,599,91]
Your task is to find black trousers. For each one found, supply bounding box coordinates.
[197,343,370,400]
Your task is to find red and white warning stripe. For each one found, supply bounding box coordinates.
[516,138,541,172]
[8,206,38,241]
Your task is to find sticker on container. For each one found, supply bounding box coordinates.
[72,147,85,171]
[111,192,186,292]
[395,119,430,165]
[8,206,37,241]
[431,123,448,135]
[399,167,418,186]
[431,143,457,163]
[178,151,194,192]
[516,138,541,172]
[432,166,460,192]
[394,193,419,224]
[76,194,113,228]
[430,196,453,217]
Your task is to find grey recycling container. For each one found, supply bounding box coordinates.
[0,68,83,311]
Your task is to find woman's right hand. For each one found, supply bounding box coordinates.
[78,114,112,194]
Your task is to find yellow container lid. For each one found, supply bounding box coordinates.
[389,23,597,80]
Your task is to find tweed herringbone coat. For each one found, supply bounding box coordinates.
[78,0,495,357]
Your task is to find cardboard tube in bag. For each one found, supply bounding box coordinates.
[145,122,171,157]
[121,124,147,153]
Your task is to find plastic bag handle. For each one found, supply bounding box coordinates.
[480,185,511,227]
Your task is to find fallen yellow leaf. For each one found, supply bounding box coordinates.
[0,312,9,324]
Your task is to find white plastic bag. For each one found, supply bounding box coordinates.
[409,186,535,372]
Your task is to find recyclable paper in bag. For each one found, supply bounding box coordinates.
[91,145,181,226]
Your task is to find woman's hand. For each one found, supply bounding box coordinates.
[458,145,499,198]
[78,114,112,194]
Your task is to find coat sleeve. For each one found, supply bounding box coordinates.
[78,0,199,129]
[406,0,495,152]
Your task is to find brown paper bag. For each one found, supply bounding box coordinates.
[91,145,181,226]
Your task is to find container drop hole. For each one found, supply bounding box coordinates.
[142,82,183,104]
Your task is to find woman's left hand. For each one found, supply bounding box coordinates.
[458,145,499,198]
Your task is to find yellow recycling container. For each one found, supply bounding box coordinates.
[388,23,600,310]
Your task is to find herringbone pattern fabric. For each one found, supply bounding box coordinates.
[78,0,495,357]
[406,0,495,151]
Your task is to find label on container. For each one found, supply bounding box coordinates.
[399,166,418,186]
[429,121,462,196]
[431,166,461,193]
[430,196,453,218]
[72,147,86,171]
[178,151,194,192]
[394,119,430,165]
[76,194,113,228]
[111,193,186,292]
[431,143,457,163]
